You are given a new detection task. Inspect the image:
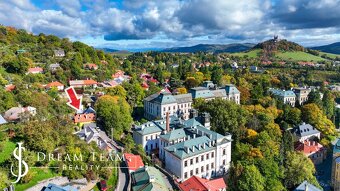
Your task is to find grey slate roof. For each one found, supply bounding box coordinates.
[269,88,296,97]
[225,84,240,94]
[295,123,320,137]
[190,87,215,99]
[334,139,340,154]
[173,93,193,104]
[0,115,7,125]
[294,181,321,191]
[165,136,215,159]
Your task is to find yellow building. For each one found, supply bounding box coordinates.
[332,139,340,190]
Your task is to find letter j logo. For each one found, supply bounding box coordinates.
[11,143,29,183]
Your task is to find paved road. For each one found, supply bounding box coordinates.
[116,161,130,191]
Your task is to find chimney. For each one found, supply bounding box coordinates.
[166,112,170,132]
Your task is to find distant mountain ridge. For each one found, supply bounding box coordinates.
[311,42,340,54]
[161,43,255,53]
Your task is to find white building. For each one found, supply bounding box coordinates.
[293,122,321,142]
[269,88,296,106]
[133,112,232,181]
[143,83,240,120]
[76,123,114,151]
[293,87,312,105]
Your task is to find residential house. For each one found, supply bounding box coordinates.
[54,49,65,57]
[330,85,340,92]
[73,107,96,124]
[0,115,7,125]
[143,83,240,120]
[131,166,168,191]
[293,87,312,105]
[269,88,296,106]
[16,49,26,54]
[293,123,321,142]
[178,176,227,191]
[49,63,61,72]
[42,183,77,191]
[76,123,114,151]
[26,67,43,74]
[133,112,232,181]
[45,81,64,91]
[293,180,321,191]
[69,79,98,88]
[4,106,36,122]
[123,153,145,174]
[83,63,98,70]
[295,140,327,164]
[5,84,16,92]
[332,139,340,190]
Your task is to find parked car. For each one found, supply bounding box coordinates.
[100,180,107,191]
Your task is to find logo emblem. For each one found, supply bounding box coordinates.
[11,143,29,183]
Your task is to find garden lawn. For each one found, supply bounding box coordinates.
[231,49,261,58]
[15,168,57,191]
[0,141,16,164]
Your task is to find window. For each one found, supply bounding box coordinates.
[196,168,199,174]
[206,154,209,159]
[145,136,148,141]
[155,143,158,148]
[223,149,226,155]
[190,159,193,165]
[146,145,148,150]
[201,166,204,172]
[211,163,214,168]
[196,157,199,163]
[184,172,188,179]
[206,164,209,171]
[223,159,226,165]
[184,161,187,167]
[211,152,214,158]
[190,170,193,176]
[201,155,204,161]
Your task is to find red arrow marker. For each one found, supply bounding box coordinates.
[65,86,82,111]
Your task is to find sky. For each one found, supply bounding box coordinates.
[1,0,340,51]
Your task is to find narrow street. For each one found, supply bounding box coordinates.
[116,161,130,191]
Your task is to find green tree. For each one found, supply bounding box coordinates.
[238,164,265,191]
[322,90,335,119]
[95,95,133,140]
[194,99,248,140]
[284,151,320,189]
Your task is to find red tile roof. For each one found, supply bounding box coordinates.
[112,70,125,78]
[123,153,144,172]
[45,81,64,89]
[28,67,43,73]
[74,113,96,123]
[295,140,325,156]
[84,63,98,69]
[5,84,16,92]
[179,176,227,191]
[83,79,98,85]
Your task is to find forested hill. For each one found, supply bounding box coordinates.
[252,38,305,52]
[162,43,255,53]
[0,25,120,83]
[311,42,340,54]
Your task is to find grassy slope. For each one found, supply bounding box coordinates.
[231,49,261,58]
[276,51,326,61]
[232,49,340,62]
[319,52,340,59]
